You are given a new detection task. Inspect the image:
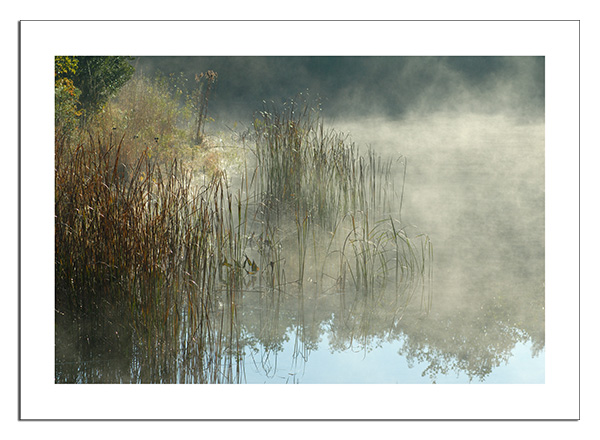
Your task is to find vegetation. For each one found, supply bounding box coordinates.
[54,59,432,383]
[69,56,135,117]
[55,57,82,144]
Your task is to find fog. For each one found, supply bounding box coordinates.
[339,114,544,312]
[57,56,545,383]
[134,56,544,124]
[134,55,545,311]
[145,56,545,381]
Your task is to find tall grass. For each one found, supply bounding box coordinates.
[250,97,432,298]
[55,77,432,383]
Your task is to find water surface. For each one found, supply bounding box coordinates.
[55,113,544,384]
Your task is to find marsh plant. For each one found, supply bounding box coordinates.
[250,97,432,298]
[55,68,432,383]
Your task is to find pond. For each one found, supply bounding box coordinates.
[55,112,544,384]
[337,113,545,383]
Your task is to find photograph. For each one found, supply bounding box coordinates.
[53,55,545,385]
[16,19,581,422]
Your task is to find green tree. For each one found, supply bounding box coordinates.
[70,56,135,118]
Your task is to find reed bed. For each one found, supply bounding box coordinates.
[56,128,225,380]
[55,79,432,383]
[249,97,432,300]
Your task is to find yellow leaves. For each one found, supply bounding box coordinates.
[221,256,259,274]
[245,256,259,274]
[55,56,79,77]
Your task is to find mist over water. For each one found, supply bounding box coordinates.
[239,112,545,384]
[135,56,544,124]
[56,56,545,383]
[338,113,544,314]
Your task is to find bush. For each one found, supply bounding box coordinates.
[55,57,82,143]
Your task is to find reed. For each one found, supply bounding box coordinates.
[249,96,431,297]
[55,75,432,383]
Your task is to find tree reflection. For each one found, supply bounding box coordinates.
[56,273,544,383]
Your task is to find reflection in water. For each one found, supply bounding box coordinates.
[56,114,544,384]
[339,114,545,383]
[56,276,542,383]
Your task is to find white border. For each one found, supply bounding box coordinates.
[20,20,579,420]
